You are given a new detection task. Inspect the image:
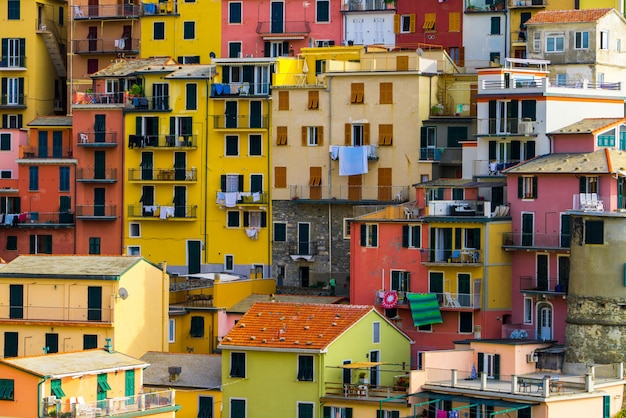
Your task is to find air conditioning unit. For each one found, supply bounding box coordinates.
[526,353,538,363]
[519,121,533,135]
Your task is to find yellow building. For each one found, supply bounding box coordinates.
[0,348,179,418]
[0,255,169,359]
[141,351,222,418]
[140,0,221,64]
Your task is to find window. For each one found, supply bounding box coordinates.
[3,39,25,68]
[230,352,246,377]
[0,170,10,179]
[97,374,111,397]
[225,254,234,271]
[244,211,266,228]
[127,246,140,256]
[348,123,370,146]
[306,127,319,146]
[316,0,329,22]
[533,31,541,52]
[59,167,70,191]
[50,379,65,397]
[546,34,564,52]
[6,235,17,250]
[29,166,38,191]
[478,352,500,379]
[580,176,598,194]
[183,21,195,39]
[360,224,378,247]
[153,22,165,40]
[418,324,432,332]
[585,220,604,244]
[575,31,589,49]
[7,0,20,20]
[249,135,262,156]
[490,17,500,35]
[297,355,314,381]
[225,135,239,156]
[449,12,460,32]
[603,395,611,418]
[600,31,609,50]
[524,297,533,324]
[377,412,400,418]
[30,235,52,254]
[391,271,409,293]
[250,174,263,193]
[323,407,353,417]
[89,237,101,255]
[228,42,242,58]
[298,403,314,418]
[0,379,14,400]
[518,176,537,199]
[308,90,319,109]
[399,14,415,33]
[129,223,140,238]
[274,166,286,188]
[350,83,364,104]
[59,6,64,25]
[227,211,240,227]
[274,222,287,241]
[379,82,392,104]
[378,124,393,145]
[229,2,242,24]
[186,83,197,110]
[278,91,289,110]
[168,319,175,343]
[372,322,380,343]
[276,126,288,145]
[83,334,97,349]
[3,114,21,129]
[459,311,473,333]
[231,399,246,418]
[343,218,352,239]
[178,55,200,64]
[420,126,437,160]
[190,316,205,337]
[402,225,421,248]
[1,133,11,151]
[423,13,436,31]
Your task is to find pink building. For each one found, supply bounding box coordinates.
[221,0,343,58]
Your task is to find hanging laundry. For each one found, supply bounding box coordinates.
[339,146,368,176]
[224,192,238,207]
[329,145,340,160]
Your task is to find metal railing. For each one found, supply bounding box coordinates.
[216,191,268,205]
[508,0,548,6]
[0,305,111,322]
[213,115,269,129]
[324,381,408,401]
[256,20,311,35]
[76,204,117,218]
[128,134,197,148]
[3,211,74,226]
[343,0,390,11]
[0,56,26,68]
[502,232,570,249]
[43,390,175,417]
[211,82,270,97]
[520,276,568,293]
[127,204,198,219]
[77,131,118,145]
[124,95,170,111]
[74,38,140,54]
[73,91,128,105]
[473,159,521,176]
[288,241,319,256]
[481,78,621,92]
[431,291,481,309]
[128,167,197,182]
[142,0,179,15]
[475,117,535,136]
[374,290,409,306]
[72,3,142,19]
[289,185,409,202]
[76,168,118,182]
[20,145,72,159]
[0,94,26,107]
[420,248,483,264]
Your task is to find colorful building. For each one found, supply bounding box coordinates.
[342,0,396,47]
[0,255,169,359]
[219,302,413,418]
[0,348,179,418]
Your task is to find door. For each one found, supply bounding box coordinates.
[270,1,284,33]
[225,101,237,128]
[141,152,153,180]
[378,167,392,201]
[9,284,23,319]
[38,131,48,158]
[174,152,186,180]
[124,370,134,405]
[342,360,352,384]
[153,84,169,110]
[299,266,309,287]
[88,0,99,16]
[88,27,98,51]
[4,332,18,357]
[298,222,310,255]
[521,212,534,246]
[250,101,262,128]
[122,25,132,51]
[558,256,570,292]
[87,286,102,321]
[458,274,471,307]
[94,188,105,216]
[538,304,553,340]
[45,333,59,353]
[94,151,106,179]
[369,350,379,386]
[537,254,548,290]
[560,214,571,247]
[94,114,106,143]
[187,240,201,274]
[52,131,63,158]
[174,186,186,217]
[348,174,362,201]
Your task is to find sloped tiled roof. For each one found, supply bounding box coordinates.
[27,116,73,127]
[141,352,221,389]
[526,8,612,25]
[505,149,626,174]
[0,255,148,279]
[228,294,346,314]
[92,57,175,77]
[550,118,626,135]
[219,302,373,351]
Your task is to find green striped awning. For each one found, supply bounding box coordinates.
[407,293,443,327]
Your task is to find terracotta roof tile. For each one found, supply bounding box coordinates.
[219,302,373,351]
[526,9,612,25]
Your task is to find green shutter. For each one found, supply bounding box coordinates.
[477,352,484,372]
[532,176,538,198]
[323,406,331,418]
[51,379,65,397]
[518,177,523,198]
[360,224,367,246]
[402,225,409,247]
[186,84,197,110]
[493,354,500,380]
[125,370,134,402]
[604,395,611,418]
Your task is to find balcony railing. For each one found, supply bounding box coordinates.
[502,232,570,249]
[520,276,568,294]
[2,211,74,226]
[476,118,536,136]
[213,115,269,129]
[123,95,170,111]
[342,0,391,11]
[76,168,118,182]
[129,167,197,182]
[73,3,142,19]
[127,204,198,219]
[0,56,26,69]
[480,77,621,93]
[0,94,26,107]
[431,291,481,309]
[128,134,197,148]
[74,38,140,54]
[289,185,409,202]
[77,131,118,146]
[20,146,72,159]
[216,191,268,206]
[508,0,548,7]
[324,381,408,401]
[374,290,409,306]
[142,0,179,15]
[473,159,521,176]
[211,82,270,97]
[288,241,318,256]
[256,20,311,35]
[427,200,492,217]
[43,390,175,417]
[76,204,117,219]
[420,148,442,161]
[420,248,483,265]
[73,91,128,105]
[0,305,111,322]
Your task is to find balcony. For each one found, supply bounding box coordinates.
[216,191,268,206]
[2,211,74,227]
[289,185,409,203]
[0,305,111,323]
[0,94,26,108]
[374,290,409,306]
[20,146,73,159]
[211,82,270,97]
[256,20,311,37]
[508,0,547,7]
[213,115,269,129]
[427,200,492,217]
[520,276,568,295]
[476,118,536,137]
[473,159,521,176]
[77,131,118,147]
[76,204,117,220]
[43,390,175,417]
[74,38,140,54]
[123,95,170,111]
[127,204,198,219]
[431,291,481,309]
[502,232,570,250]
[465,0,505,12]
[324,381,408,401]
[73,91,128,106]
[142,0,179,15]
[76,168,118,182]
[0,56,26,69]
[128,134,197,149]
[341,0,393,11]
[288,241,318,258]
[420,147,464,165]
[72,3,142,19]
[129,167,197,182]
[420,248,483,265]
[479,74,621,94]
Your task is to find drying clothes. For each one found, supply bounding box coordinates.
[245,228,258,239]
[160,206,175,219]
[339,146,369,176]
[224,192,238,208]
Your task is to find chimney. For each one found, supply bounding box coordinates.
[168,366,182,382]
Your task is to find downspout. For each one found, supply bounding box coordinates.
[162,261,169,352]
[204,77,210,266]
[266,89,272,278]
[327,76,333,278]
[38,376,50,418]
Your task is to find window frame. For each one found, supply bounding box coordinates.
[0,133,11,151]
[350,82,364,104]
[183,21,195,40]
[360,223,378,247]
[127,245,140,256]
[459,311,473,333]
[575,31,589,49]
[545,34,564,52]
[372,321,380,343]
[343,218,352,240]
[490,16,500,35]
[600,31,609,50]
[585,220,604,244]
[400,15,412,33]
[29,166,38,191]
[225,135,239,156]
[153,22,165,40]
[129,222,140,238]
[230,352,246,378]
[523,297,533,324]
[225,254,234,271]
[274,222,287,242]
[297,355,314,381]
[6,235,17,251]
[297,402,315,418]
[88,237,101,255]
[519,176,537,200]
[190,316,205,337]
[307,126,318,146]
[7,0,20,20]
[168,318,175,343]
[229,1,242,24]
[0,379,14,400]
[227,210,240,228]
[402,224,421,248]
[248,134,262,156]
[316,0,330,23]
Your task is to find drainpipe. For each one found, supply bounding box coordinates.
[326,76,333,279]
[38,376,49,418]
[266,92,272,278]
[162,261,169,352]
[204,78,210,266]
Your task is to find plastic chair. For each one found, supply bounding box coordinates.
[444,292,460,308]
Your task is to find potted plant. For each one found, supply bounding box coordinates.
[431,104,444,116]
[128,83,143,97]
[358,372,369,384]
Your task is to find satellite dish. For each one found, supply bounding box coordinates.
[416,48,424,56]
[117,287,129,300]
[209,51,216,59]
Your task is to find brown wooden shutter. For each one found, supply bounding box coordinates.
[345,123,351,145]
[279,91,289,110]
[363,123,370,145]
[302,126,307,146]
[397,56,408,71]
[275,166,286,188]
[378,167,392,201]
[394,14,400,34]
[318,126,324,146]
[276,126,287,145]
[409,14,416,33]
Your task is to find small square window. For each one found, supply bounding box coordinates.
[418,324,432,332]
[343,218,352,240]
[274,222,287,241]
[6,236,17,250]
[585,220,604,244]
[229,2,242,24]
[0,133,11,150]
[226,135,239,156]
[227,211,240,227]
[127,246,140,256]
[230,352,246,377]
[0,379,14,400]
[153,22,165,40]
[297,355,314,381]
[225,254,234,271]
[249,134,262,156]
[459,311,473,333]
[89,237,101,255]
[360,224,378,247]
[1,171,11,179]
[183,21,195,39]
[129,223,140,238]
[190,316,204,337]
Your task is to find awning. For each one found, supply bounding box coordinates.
[340,361,386,369]
[406,293,443,327]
